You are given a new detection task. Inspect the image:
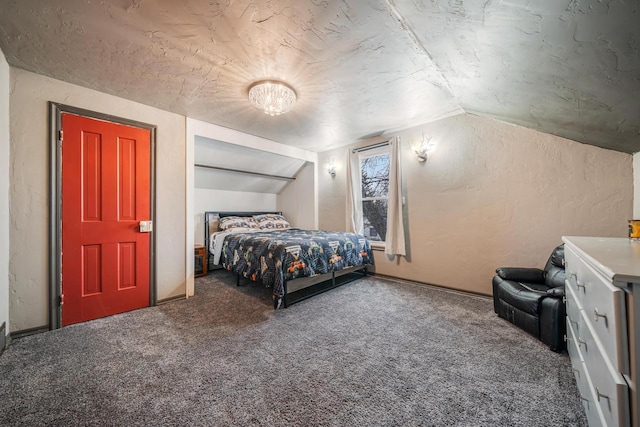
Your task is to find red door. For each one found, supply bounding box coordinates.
[61,113,151,326]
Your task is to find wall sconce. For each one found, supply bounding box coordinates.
[411,134,437,162]
[325,158,336,177]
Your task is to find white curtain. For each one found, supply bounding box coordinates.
[385,137,406,256]
[346,149,364,234]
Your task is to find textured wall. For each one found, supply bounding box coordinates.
[318,114,633,295]
[9,68,186,332]
[193,163,316,247]
[0,49,9,337]
[277,162,317,231]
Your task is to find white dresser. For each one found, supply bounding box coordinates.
[563,237,640,427]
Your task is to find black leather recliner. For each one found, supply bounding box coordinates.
[492,244,566,352]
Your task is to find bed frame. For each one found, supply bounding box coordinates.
[203,211,369,308]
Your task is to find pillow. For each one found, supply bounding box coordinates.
[253,214,291,229]
[219,216,258,231]
[222,227,258,233]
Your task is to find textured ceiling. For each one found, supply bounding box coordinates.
[0,0,638,153]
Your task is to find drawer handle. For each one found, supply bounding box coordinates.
[577,338,587,350]
[595,388,610,405]
[593,308,608,326]
[576,281,586,292]
[567,316,578,327]
[571,368,581,378]
[579,395,590,409]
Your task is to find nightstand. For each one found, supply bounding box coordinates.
[194,244,207,277]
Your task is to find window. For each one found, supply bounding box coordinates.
[359,146,390,242]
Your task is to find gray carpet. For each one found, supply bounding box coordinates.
[0,272,587,426]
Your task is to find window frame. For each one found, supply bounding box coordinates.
[357,145,391,245]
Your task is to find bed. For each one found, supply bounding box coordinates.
[204,211,374,308]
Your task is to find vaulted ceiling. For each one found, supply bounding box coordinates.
[0,0,638,153]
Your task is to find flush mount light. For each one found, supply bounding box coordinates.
[248,80,297,116]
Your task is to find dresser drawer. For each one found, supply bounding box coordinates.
[567,320,585,378]
[565,245,592,305]
[567,321,607,427]
[566,282,584,337]
[565,246,629,374]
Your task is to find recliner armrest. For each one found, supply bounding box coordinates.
[546,286,565,298]
[495,267,545,283]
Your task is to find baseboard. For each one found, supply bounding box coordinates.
[373,274,492,300]
[9,325,50,340]
[0,322,6,356]
[157,294,186,305]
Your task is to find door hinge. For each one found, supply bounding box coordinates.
[58,129,63,143]
[59,294,64,306]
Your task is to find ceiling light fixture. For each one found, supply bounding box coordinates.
[248,80,297,116]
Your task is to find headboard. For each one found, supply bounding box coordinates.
[204,211,282,269]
